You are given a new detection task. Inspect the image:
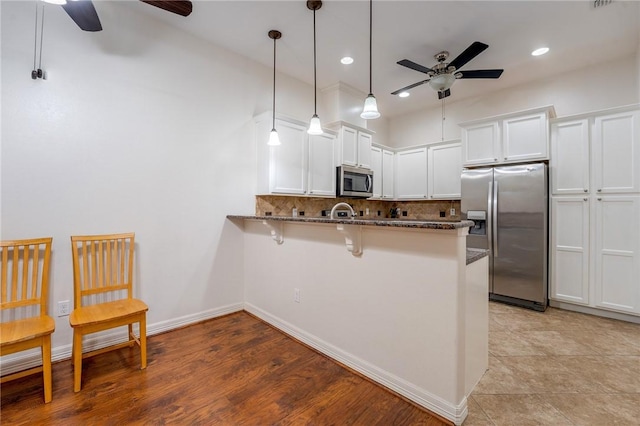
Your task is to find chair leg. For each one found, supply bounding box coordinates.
[73,330,83,392]
[128,323,134,347]
[140,314,147,370]
[42,335,52,403]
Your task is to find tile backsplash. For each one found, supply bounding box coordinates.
[256,196,461,221]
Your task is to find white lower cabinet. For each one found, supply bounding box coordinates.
[551,197,590,305]
[593,196,640,313]
[551,195,640,315]
[395,147,428,199]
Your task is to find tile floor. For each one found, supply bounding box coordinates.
[464,302,640,425]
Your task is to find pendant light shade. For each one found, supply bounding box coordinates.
[267,30,282,146]
[361,0,380,120]
[307,1,323,135]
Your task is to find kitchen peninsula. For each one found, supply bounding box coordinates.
[228,215,488,425]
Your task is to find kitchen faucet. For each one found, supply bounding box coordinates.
[330,202,356,220]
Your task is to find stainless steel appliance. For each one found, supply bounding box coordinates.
[461,163,548,311]
[336,165,373,198]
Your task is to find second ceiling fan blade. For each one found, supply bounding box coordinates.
[397,59,435,75]
[391,79,430,95]
[61,0,102,32]
[458,69,504,79]
[140,1,193,17]
[448,41,488,71]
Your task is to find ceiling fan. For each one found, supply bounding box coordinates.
[55,0,193,32]
[391,41,503,99]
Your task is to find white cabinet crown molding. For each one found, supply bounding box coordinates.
[458,105,556,128]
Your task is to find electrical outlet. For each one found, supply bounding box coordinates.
[294,288,300,303]
[450,208,456,216]
[57,300,70,317]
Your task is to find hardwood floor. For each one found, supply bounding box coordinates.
[1,312,447,425]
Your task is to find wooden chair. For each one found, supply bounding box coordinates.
[0,237,55,403]
[69,232,148,392]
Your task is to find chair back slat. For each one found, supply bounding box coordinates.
[0,238,53,321]
[71,233,134,308]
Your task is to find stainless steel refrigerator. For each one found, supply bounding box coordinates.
[461,163,548,311]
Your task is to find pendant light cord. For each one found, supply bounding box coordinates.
[272,36,277,129]
[33,3,39,71]
[313,9,317,115]
[441,98,445,141]
[368,0,372,95]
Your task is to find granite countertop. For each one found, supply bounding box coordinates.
[227,215,474,230]
[466,248,489,265]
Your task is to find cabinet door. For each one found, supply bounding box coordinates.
[396,147,428,199]
[382,149,395,199]
[462,121,500,166]
[370,146,382,199]
[270,120,307,194]
[428,142,461,199]
[550,119,590,195]
[357,132,373,168]
[307,133,336,197]
[550,197,590,305]
[340,126,358,166]
[593,110,640,194]
[503,112,548,163]
[593,196,640,313]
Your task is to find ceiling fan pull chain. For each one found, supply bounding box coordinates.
[37,5,45,78]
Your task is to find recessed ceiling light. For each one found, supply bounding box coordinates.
[398,91,410,98]
[340,57,354,65]
[531,47,549,56]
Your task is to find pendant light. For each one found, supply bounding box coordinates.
[267,30,282,146]
[360,0,380,119]
[307,1,323,135]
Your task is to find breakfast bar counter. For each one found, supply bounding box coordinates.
[228,215,488,425]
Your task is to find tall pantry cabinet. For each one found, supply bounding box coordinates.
[550,105,640,316]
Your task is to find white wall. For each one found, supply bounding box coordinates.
[390,55,639,148]
[0,1,313,358]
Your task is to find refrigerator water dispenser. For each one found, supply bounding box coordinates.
[467,210,486,235]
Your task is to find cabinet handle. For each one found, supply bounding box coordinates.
[494,158,498,161]
[504,157,507,160]
[597,189,602,192]
[584,189,588,192]
[583,198,588,201]
[597,198,602,201]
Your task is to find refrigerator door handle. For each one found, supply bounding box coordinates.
[487,181,493,256]
[493,180,499,257]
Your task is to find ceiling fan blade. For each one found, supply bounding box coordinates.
[448,41,488,71]
[61,0,102,32]
[458,69,504,79]
[391,79,430,95]
[140,1,193,17]
[397,59,435,75]
[438,89,451,100]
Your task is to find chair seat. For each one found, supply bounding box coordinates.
[0,315,55,347]
[70,299,148,328]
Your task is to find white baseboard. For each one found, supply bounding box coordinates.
[549,300,640,324]
[0,302,244,376]
[244,302,467,426]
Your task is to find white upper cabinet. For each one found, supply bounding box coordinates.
[428,141,462,200]
[255,112,336,197]
[370,145,382,199]
[308,132,337,197]
[395,147,428,199]
[550,118,590,195]
[329,122,374,169]
[382,149,395,199]
[460,106,554,167]
[593,109,640,194]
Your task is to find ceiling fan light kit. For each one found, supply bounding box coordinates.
[267,30,282,146]
[360,0,380,120]
[307,0,324,135]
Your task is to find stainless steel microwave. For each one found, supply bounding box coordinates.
[336,165,373,198]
